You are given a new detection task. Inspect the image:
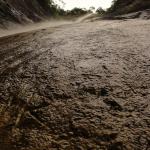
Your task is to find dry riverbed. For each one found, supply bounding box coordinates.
[0,19,150,150]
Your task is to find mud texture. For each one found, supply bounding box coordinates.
[0,20,150,150]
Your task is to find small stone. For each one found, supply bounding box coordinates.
[98,88,109,97]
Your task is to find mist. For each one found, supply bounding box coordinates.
[0,20,72,38]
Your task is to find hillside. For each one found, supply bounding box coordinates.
[0,0,53,28]
[108,0,150,15]
[0,0,92,29]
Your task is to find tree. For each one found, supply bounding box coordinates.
[96,7,105,15]
[89,6,95,13]
[67,7,88,16]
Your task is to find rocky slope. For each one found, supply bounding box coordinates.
[0,0,51,28]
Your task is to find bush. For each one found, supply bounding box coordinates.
[67,7,89,16]
[107,0,150,15]
[96,7,105,15]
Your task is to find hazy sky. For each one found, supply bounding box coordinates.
[54,0,113,10]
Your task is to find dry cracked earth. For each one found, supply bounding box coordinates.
[0,19,150,150]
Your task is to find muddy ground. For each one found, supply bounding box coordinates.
[0,19,150,150]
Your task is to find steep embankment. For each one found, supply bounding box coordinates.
[0,0,51,28]
[106,0,150,19]
[109,0,150,15]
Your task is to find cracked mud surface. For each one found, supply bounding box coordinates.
[0,20,150,150]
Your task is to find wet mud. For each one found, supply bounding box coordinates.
[0,20,150,150]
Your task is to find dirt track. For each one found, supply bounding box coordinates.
[0,19,150,150]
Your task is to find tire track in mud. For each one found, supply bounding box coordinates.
[0,29,58,78]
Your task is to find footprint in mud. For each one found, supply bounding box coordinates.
[103,98,123,111]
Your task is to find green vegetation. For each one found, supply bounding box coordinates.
[95,0,150,17]
[107,0,150,15]
[65,8,91,16]
[37,0,90,17]
[96,7,105,15]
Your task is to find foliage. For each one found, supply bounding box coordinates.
[37,0,89,16]
[89,6,95,13]
[66,7,89,16]
[96,7,105,15]
[107,0,150,15]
